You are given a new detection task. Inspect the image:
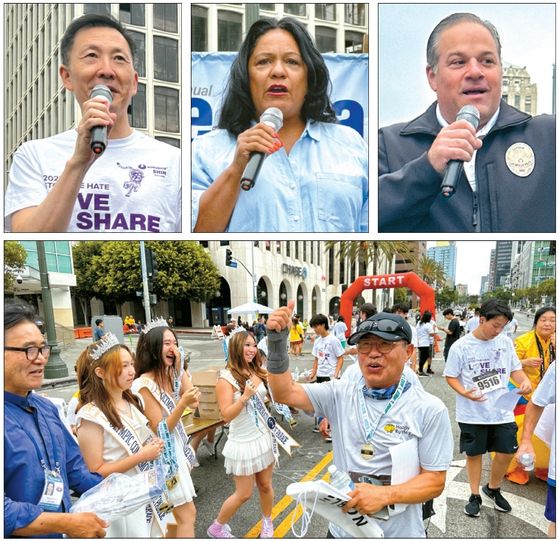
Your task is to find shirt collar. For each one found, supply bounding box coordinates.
[5,389,33,410]
[436,104,500,137]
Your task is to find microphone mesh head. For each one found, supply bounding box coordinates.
[457,105,480,130]
[260,108,283,131]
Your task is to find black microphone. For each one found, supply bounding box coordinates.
[440,105,480,197]
[89,85,114,156]
[240,108,283,191]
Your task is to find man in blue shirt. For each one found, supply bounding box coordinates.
[4,302,107,538]
[93,319,105,341]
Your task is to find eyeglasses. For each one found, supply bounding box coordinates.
[357,339,405,354]
[4,345,52,361]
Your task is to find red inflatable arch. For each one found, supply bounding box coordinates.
[340,272,436,337]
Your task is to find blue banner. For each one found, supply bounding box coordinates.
[192,52,368,142]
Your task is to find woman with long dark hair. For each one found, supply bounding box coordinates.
[417,310,436,375]
[133,321,200,537]
[207,331,275,539]
[192,17,368,233]
[75,335,165,537]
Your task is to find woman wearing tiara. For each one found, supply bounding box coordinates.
[74,334,166,537]
[133,319,201,538]
[207,330,276,539]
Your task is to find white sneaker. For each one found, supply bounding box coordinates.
[192,457,200,468]
[203,437,216,455]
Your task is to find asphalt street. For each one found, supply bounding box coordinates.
[41,311,549,538]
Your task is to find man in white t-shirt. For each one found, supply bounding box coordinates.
[266,304,453,538]
[503,313,518,341]
[465,308,480,333]
[517,362,556,538]
[5,13,181,233]
[308,314,345,383]
[444,299,531,518]
[332,316,349,349]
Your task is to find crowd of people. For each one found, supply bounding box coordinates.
[4,299,555,538]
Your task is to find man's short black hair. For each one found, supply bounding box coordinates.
[310,314,329,330]
[442,308,454,317]
[391,302,410,314]
[60,13,137,66]
[5,301,40,336]
[479,299,513,322]
[95,319,103,326]
[359,303,377,319]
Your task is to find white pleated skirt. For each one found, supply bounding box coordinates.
[222,430,275,477]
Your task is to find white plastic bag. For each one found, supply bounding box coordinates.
[70,467,164,522]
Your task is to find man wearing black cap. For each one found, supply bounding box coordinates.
[266,300,453,537]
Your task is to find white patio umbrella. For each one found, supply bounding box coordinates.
[227,302,274,320]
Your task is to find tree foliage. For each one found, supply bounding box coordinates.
[4,241,27,291]
[393,288,408,303]
[436,287,458,307]
[416,256,447,288]
[538,278,556,302]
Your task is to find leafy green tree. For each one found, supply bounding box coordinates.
[416,256,446,288]
[71,241,104,323]
[538,278,556,304]
[394,288,408,303]
[4,241,27,291]
[436,287,458,307]
[91,241,221,305]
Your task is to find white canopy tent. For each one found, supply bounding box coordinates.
[227,302,274,320]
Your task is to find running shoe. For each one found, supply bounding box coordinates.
[464,494,482,517]
[260,517,274,538]
[427,369,435,375]
[312,427,321,433]
[192,457,200,468]
[203,437,216,455]
[482,484,511,512]
[324,436,332,443]
[207,520,236,538]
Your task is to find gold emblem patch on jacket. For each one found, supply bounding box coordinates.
[505,143,535,177]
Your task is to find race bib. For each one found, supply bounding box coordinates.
[472,370,503,394]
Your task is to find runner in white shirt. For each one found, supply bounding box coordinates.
[503,314,518,341]
[517,362,556,538]
[416,311,436,376]
[444,299,531,518]
[266,305,453,538]
[308,314,345,382]
[465,308,480,334]
[332,316,349,349]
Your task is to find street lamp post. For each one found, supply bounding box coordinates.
[37,241,68,379]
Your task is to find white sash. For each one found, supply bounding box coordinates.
[78,403,173,536]
[222,372,300,458]
[136,377,197,469]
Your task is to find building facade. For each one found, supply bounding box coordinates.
[395,241,427,308]
[5,3,182,186]
[427,241,457,287]
[502,62,538,114]
[192,3,368,54]
[518,241,556,290]
[491,241,514,290]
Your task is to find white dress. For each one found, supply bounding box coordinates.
[220,369,275,476]
[132,377,196,506]
[76,402,155,538]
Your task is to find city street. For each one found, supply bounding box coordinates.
[43,312,548,538]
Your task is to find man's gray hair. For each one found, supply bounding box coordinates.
[426,13,502,74]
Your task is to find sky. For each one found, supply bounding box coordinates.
[379,3,556,127]
[427,241,495,295]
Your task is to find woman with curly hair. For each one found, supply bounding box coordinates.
[133,322,200,537]
[207,331,275,539]
[75,335,166,537]
[192,16,368,233]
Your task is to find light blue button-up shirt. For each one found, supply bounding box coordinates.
[192,121,368,232]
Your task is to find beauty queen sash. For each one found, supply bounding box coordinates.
[135,377,197,469]
[77,403,173,536]
[221,371,300,460]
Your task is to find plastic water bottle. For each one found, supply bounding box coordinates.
[519,453,534,471]
[328,465,355,494]
[293,367,299,382]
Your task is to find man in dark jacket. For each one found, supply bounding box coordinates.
[379,12,555,233]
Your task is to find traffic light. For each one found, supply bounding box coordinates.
[145,247,159,292]
[225,249,233,266]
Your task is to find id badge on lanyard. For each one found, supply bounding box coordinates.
[38,469,64,511]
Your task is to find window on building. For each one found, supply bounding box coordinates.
[284,4,306,16]
[316,26,336,53]
[20,241,73,273]
[514,94,520,108]
[317,241,321,267]
[129,82,146,128]
[502,93,508,102]
[119,4,145,26]
[155,136,180,148]
[276,241,281,254]
[286,241,290,257]
[303,242,307,262]
[154,36,178,82]
[218,10,242,51]
[153,4,178,33]
[351,261,356,282]
[316,4,336,21]
[525,96,531,114]
[84,4,110,15]
[345,30,364,53]
[128,30,145,77]
[295,242,299,260]
[192,5,208,52]
[220,241,230,246]
[340,257,345,284]
[266,241,271,251]
[311,242,314,264]
[200,241,209,248]
[260,4,275,10]
[328,248,334,285]
[345,4,366,26]
[154,86,179,132]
